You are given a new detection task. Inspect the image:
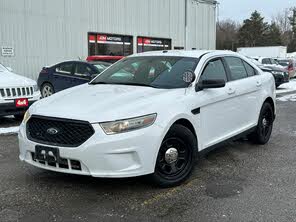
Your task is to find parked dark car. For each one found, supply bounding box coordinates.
[265,66,290,88]
[249,58,289,88]
[38,61,110,97]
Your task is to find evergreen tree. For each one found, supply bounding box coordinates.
[238,11,269,47]
[265,23,282,46]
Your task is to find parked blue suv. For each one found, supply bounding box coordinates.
[37,61,110,97]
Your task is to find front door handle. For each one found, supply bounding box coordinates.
[228,87,235,95]
[256,81,262,87]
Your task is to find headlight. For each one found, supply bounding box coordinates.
[23,110,31,123]
[33,84,39,92]
[100,113,157,135]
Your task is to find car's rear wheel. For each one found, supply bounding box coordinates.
[41,83,54,98]
[151,124,196,187]
[248,102,274,145]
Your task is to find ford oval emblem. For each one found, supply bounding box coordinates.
[47,127,59,135]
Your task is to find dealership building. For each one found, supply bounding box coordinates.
[0,0,217,79]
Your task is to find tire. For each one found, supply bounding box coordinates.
[41,83,54,98]
[14,114,24,121]
[150,124,197,187]
[248,102,274,145]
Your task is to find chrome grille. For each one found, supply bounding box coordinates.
[0,87,34,98]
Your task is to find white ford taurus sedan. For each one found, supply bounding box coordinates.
[19,50,276,187]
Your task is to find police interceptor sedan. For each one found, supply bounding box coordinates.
[19,50,276,187]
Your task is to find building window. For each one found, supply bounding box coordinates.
[88,33,133,56]
[137,37,171,53]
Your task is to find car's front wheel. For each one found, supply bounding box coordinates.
[151,124,197,187]
[248,102,274,145]
[41,83,54,98]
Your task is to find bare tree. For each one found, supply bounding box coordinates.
[272,8,292,33]
[216,19,240,51]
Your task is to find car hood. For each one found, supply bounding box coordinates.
[30,84,185,123]
[0,70,36,87]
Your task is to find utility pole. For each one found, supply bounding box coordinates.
[184,0,188,50]
[290,8,296,37]
[292,8,296,37]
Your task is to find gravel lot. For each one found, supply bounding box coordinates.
[1,98,296,222]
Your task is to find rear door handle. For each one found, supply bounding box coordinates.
[228,87,235,95]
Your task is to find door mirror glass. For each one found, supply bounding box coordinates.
[196,79,226,91]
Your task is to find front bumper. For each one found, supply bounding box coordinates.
[0,100,36,117]
[19,121,164,178]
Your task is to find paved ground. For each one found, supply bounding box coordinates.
[1,97,296,221]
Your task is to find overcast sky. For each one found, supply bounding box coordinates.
[218,0,295,22]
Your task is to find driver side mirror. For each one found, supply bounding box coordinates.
[196,79,226,92]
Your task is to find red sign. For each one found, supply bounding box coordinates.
[15,98,28,108]
[143,38,151,44]
[89,35,95,42]
[97,35,107,42]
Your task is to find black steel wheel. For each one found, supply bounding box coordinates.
[248,102,274,145]
[151,124,197,187]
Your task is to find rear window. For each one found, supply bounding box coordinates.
[243,61,256,76]
[262,58,271,64]
[224,57,248,81]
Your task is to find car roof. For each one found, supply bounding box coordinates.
[86,55,124,62]
[88,61,111,66]
[129,50,238,59]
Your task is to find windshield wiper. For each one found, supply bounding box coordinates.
[114,82,158,88]
[90,81,158,88]
[90,81,108,85]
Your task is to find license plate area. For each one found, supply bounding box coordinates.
[15,98,29,107]
[35,145,60,165]
[33,145,82,170]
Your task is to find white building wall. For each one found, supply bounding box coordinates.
[0,0,216,79]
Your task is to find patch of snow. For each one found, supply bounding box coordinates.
[0,126,19,135]
[276,79,296,94]
[277,93,296,102]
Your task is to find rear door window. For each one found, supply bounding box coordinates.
[74,63,92,77]
[55,63,73,75]
[224,57,248,81]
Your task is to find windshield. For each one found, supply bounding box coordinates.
[270,59,278,65]
[0,64,7,72]
[91,56,199,89]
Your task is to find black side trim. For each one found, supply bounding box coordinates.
[191,108,200,115]
[198,126,256,158]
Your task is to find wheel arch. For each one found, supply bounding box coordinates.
[173,118,197,139]
[263,97,275,118]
